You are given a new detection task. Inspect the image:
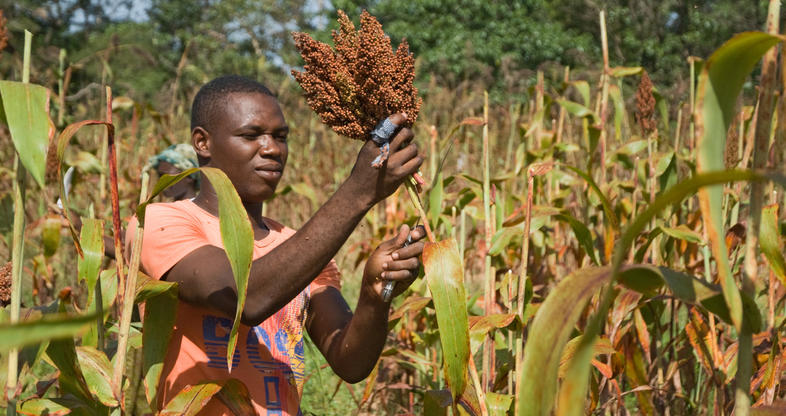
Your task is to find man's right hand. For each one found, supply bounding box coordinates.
[344,113,423,209]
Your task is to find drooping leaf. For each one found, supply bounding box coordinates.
[136,168,200,223]
[159,379,254,416]
[558,336,615,379]
[77,218,104,306]
[200,167,254,371]
[557,170,785,416]
[556,99,597,122]
[54,119,113,256]
[488,226,523,256]
[760,204,786,283]
[76,346,118,406]
[468,313,517,354]
[561,165,619,230]
[0,81,53,188]
[423,238,470,402]
[47,334,95,407]
[617,265,760,332]
[0,312,96,352]
[216,378,256,416]
[518,266,611,416]
[555,214,599,265]
[159,382,225,416]
[141,273,178,406]
[694,31,782,331]
[137,167,253,371]
[17,398,71,416]
[659,224,704,245]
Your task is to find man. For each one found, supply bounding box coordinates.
[127,75,425,415]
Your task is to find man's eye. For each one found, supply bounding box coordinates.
[275,134,288,142]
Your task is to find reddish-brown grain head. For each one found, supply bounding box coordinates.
[291,10,421,140]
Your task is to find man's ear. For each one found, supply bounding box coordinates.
[192,127,210,160]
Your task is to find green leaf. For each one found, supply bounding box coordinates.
[557,169,785,416]
[0,81,53,188]
[695,32,782,331]
[17,398,71,416]
[761,204,786,283]
[159,382,224,416]
[159,379,254,416]
[76,346,118,406]
[47,334,95,407]
[609,66,643,77]
[77,218,104,306]
[135,270,178,302]
[488,226,522,256]
[423,238,470,402]
[54,119,113,256]
[42,214,62,257]
[468,313,517,354]
[659,224,704,245]
[429,171,444,230]
[555,214,599,265]
[485,392,513,416]
[561,165,619,230]
[556,99,597,122]
[568,81,591,107]
[136,168,200,223]
[608,84,625,141]
[424,389,451,416]
[618,265,760,331]
[216,378,256,416]
[200,167,254,371]
[0,312,96,352]
[137,167,253,371]
[141,273,178,406]
[518,266,611,416]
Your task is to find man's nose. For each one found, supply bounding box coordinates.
[257,135,281,157]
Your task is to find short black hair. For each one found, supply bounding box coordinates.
[190,75,275,132]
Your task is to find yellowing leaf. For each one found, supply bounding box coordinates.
[423,238,469,402]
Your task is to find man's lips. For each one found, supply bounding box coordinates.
[254,164,283,179]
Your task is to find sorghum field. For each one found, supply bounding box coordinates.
[1,2,786,415]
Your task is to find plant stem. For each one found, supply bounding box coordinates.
[5,30,33,412]
[481,91,494,392]
[403,180,435,243]
[598,10,610,185]
[736,3,780,414]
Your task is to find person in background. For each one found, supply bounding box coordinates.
[144,143,200,201]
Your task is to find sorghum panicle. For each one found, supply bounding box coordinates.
[635,70,656,137]
[292,10,422,141]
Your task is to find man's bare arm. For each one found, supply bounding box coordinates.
[164,121,422,326]
[306,225,425,383]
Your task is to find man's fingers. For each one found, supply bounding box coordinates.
[410,225,427,242]
[393,224,410,248]
[381,269,418,281]
[393,241,424,260]
[384,257,419,272]
[389,125,414,153]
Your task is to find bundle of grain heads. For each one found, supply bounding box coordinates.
[291,10,422,168]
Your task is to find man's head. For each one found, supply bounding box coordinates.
[191,75,289,203]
